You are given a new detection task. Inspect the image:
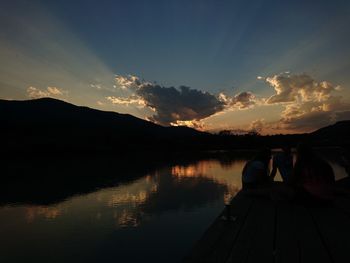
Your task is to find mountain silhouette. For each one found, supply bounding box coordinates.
[1,98,349,154]
[0,98,207,154]
[312,120,350,140]
[0,97,205,135]
[308,120,350,148]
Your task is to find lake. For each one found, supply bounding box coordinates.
[0,150,347,263]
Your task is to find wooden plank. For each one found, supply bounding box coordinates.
[293,204,332,263]
[184,192,254,263]
[274,201,299,263]
[204,194,255,263]
[244,198,276,263]
[225,197,274,263]
[307,200,350,263]
[185,183,350,263]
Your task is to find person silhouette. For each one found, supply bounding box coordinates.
[242,148,271,189]
[340,148,350,176]
[292,143,335,202]
[270,146,293,183]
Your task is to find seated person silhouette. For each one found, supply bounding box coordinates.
[270,146,293,183]
[292,143,335,202]
[242,148,271,189]
[340,148,350,176]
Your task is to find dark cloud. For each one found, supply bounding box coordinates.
[110,75,256,126]
[231,91,256,109]
[137,85,225,125]
[109,73,350,132]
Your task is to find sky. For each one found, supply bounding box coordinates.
[1,0,350,134]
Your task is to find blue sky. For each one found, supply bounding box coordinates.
[1,0,350,133]
[39,0,350,90]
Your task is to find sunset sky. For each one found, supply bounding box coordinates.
[1,0,350,134]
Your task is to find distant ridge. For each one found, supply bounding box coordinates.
[312,120,350,137]
[311,120,350,145]
[1,98,349,154]
[0,98,207,153]
[0,97,204,135]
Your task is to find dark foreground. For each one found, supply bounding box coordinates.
[185,180,350,263]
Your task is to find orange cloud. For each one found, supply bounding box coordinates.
[27,86,67,99]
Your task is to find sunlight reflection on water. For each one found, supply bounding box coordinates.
[0,158,246,263]
[0,154,347,263]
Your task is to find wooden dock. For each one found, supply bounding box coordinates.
[184,181,350,263]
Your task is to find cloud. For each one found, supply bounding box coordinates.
[115,75,143,90]
[106,95,146,107]
[265,73,337,104]
[107,74,257,126]
[90,84,102,90]
[101,73,348,133]
[27,86,66,99]
[47,86,63,95]
[218,91,257,109]
[137,85,225,125]
[106,72,347,133]
[232,91,256,109]
[276,110,336,132]
[263,73,350,132]
[277,102,350,132]
[171,120,205,130]
[249,119,265,133]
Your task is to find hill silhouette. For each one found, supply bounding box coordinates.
[0,98,209,154]
[311,120,350,146]
[0,97,204,136]
[1,98,350,155]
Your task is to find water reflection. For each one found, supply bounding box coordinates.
[0,153,347,263]
[0,157,247,263]
[171,161,243,203]
[25,206,62,222]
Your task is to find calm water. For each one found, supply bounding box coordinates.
[0,153,347,263]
